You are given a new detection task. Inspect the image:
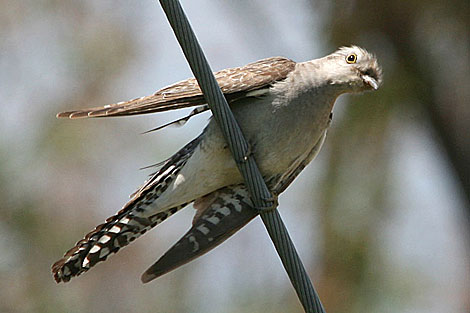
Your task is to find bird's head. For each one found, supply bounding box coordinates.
[322,46,382,93]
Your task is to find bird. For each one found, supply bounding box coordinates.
[52,46,382,283]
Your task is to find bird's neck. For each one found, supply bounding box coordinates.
[270,60,340,113]
[295,59,351,97]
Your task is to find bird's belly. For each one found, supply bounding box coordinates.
[150,133,243,211]
[151,95,333,211]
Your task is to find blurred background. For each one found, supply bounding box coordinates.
[0,1,468,312]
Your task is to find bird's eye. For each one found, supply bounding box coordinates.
[346,54,357,64]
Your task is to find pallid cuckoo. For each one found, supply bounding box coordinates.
[52,46,382,283]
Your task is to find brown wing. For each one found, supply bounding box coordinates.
[57,57,296,119]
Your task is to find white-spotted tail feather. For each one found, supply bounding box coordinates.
[52,137,202,283]
[141,185,257,283]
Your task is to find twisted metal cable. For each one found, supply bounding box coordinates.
[158,1,325,312]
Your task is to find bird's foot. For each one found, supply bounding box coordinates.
[238,142,254,163]
[258,193,279,211]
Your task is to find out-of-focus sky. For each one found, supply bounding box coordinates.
[0,1,468,313]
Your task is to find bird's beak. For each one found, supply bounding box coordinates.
[361,74,379,90]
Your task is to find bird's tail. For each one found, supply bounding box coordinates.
[52,136,202,283]
[52,202,188,283]
[141,184,258,283]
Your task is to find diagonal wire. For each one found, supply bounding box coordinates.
[157,1,326,312]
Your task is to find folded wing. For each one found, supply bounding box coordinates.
[57,57,295,119]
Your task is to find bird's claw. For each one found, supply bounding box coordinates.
[238,142,254,163]
[257,194,279,211]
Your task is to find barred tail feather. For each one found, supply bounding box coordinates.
[141,185,258,283]
[52,137,202,283]
[52,202,189,283]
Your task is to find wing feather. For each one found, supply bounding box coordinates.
[57,57,295,119]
